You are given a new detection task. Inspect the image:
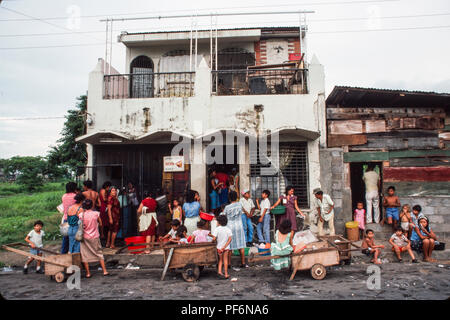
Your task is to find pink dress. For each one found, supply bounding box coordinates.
[192,229,211,243]
[354,209,366,230]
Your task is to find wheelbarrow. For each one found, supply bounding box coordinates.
[2,242,81,283]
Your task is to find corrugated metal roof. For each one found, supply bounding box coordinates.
[326,86,450,109]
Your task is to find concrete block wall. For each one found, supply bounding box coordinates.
[398,196,450,241]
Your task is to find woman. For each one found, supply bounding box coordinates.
[182,190,201,235]
[411,217,438,262]
[223,190,247,268]
[137,191,158,254]
[98,181,112,240]
[209,170,222,215]
[271,186,305,232]
[79,199,109,278]
[127,181,139,234]
[270,220,294,270]
[106,187,121,249]
[67,193,85,254]
[61,181,78,254]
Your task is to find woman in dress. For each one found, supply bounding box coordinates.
[67,193,85,254]
[98,181,112,240]
[223,190,247,268]
[106,186,121,249]
[270,219,294,270]
[182,190,201,236]
[137,191,158,254]
[79,199,109,278]
[61,181,78,253]
[209,170,222,215]
[271,186,305,232]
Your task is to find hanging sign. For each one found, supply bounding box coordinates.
[163,156,185,172]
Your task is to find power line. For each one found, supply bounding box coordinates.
[1,12,450,38]
[0,116,66,121]
[0,42,105,50]
[0,0,400,22]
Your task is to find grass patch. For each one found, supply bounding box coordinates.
[0,183,66,245]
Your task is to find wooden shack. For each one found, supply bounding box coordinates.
[322,86,450,239]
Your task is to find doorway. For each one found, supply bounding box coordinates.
[350,162,383,217]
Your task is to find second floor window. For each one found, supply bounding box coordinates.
[130,55,154,98]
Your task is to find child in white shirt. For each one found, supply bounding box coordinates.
[256,190,271,244]
[24,220,45,274]
[210,215,232,279]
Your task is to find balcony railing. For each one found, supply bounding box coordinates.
[212,68,308,95]
[103,72,195,99]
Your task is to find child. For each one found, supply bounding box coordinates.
[353,201,366,239]
[270,220,294,270]
[159,219,181,242]
[410,217,437,262]
[389,227,418,263]
[361,229,385,265]
[168,199,183,223]
[383,186,400,230]
[210,215,232,279]
[23,220,45,274]
[409,205,425,237]
[255,190,271,244]
[173,225,189,244]
[191,219,213,243]
[399,204,412,237]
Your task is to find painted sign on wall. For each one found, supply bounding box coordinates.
[163,156,185,172]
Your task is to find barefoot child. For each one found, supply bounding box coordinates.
[353,201,366,239]
[361,229,385,265]
[383,186,401,231]
[210,215,232,279]
[23,220,45,274]
[411,217,438,262]
[389,227,418,263]
[399,204,412,237]
[168,199,183,223]
[159,219,181,242]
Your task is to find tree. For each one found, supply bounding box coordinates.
[47,95,87,178]
[1,156,47,191]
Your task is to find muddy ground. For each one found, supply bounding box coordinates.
[1,260,449,300]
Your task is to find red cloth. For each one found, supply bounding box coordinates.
[107,196,121,233]
[140,218,156,236]
[142,198,157,212]
[216,172,229,189]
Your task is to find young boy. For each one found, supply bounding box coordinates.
[383,186,401,230]
[159,219,180,242]
[399,204,412,237]
[389,227,419,263]
[361,229,385,265]
[24,220,45,274]
[255,190,271,244]
[240,189,255,247]
[210,215,232,279]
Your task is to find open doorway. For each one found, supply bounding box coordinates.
[206,145,240,212]
[350,162,383,219]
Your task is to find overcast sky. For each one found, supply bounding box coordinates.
[0,0,449,159]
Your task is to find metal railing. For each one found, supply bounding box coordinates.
[103,72,195,99]
[212,68,308,95]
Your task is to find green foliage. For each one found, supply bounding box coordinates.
[0,183,65,245]
[47,95,87,178]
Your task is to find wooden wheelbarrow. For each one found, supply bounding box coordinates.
[249,238,360,280]
[2,242,81,283]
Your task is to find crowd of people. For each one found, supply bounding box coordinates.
[21,175,441,278]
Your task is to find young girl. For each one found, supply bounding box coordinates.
[270,220,294,270]
[399,204,412,237]
[353,201,366,239]
[411,217,438,262]
[168,199,183,223]
[172,225,189,244]
[190,219,212,243]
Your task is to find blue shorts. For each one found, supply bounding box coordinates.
[30,248,42,256]
[386,207,399,221]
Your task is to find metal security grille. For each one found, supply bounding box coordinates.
[250,142,309,208]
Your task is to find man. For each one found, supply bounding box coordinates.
[82,180,99,210]
[363,163,380,224]
[313,188,335,236]
[216,170,229,206]
[239,189,255,247]
[155,189,169,238]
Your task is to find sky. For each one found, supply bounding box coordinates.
[0,0,449,159]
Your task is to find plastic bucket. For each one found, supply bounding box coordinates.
[258,248,270,256]
[125,236,147,254]
[345,221,359,241]
[271,205,286,215]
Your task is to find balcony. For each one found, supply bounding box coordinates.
[212,67,308,95]
[103,71,195,99]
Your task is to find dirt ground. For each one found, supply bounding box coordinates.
[1,260,449,300]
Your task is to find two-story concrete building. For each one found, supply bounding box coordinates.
[76,27,326,218]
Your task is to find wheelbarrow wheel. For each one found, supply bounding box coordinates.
[311,264,326,280]
[54,271,65,283]
[182,264,200,282]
